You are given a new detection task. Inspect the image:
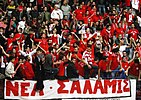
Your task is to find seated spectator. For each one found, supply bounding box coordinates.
[82,45,99,79]
[98,56,110,80]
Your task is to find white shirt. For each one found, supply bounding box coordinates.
[18,21,26,31]
[19,49,36,63]
[119,45,127,57]
[5,62,15,78]
[51,9,63,20]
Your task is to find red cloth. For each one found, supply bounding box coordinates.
[18,5,23,12]
[6,38,15,51]
[99,60,109,71]
[125,0,131,6]
[57,61,65,76]
[126,13,134,25]
[136,46,141,58]
[37,0,43,5]
[14,33,25,43]
[34,38,48,52]
[115,27,124,37]
[109,53,122,70]
[74,9,85,21]
[129,61,141,77]
[21,61,35,79]
[122,61,129,71]
[51,34,59,45]
[128,28,139,40]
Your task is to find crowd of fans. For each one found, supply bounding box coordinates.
[0,0,141,91]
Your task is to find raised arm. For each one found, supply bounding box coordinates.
[0,45,10,57]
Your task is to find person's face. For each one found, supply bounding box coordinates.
[122,57,127,62]
[37,51,42,55]
[74,47,78,53]
[104,46,108,51]
[26,47,30,52]
[13,49,16,54]
[137,43,140,46]
[11,58,15,63]
[123,52,127,56]
[53,28,57,34]
[44,7,47,11]
[72,58,76,63]
[42,34,46,38]
[87,47,91,52]
[131,24,135,28]
[10,33,14,38]
[19,59,23,63]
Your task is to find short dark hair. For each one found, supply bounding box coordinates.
[9,56,15,61]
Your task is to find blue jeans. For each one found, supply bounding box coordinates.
[111,67,126,79]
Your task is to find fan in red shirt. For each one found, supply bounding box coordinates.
[34,33,49,53]
[54,53,67,80]
[136,42,141,58]
[51,28,61,45]
[129,58,141,80]
[98,56,110,80]
[121,55,135,79]
[101,25,113,44]
[20,56,35,80]
[73,4,85,21]
[108,46,122,79]
[0,32,16,52]
[125,9,134,26]
[71,46,84,77]
[14,28,25,43]
[92,11,103,23]
[128,23,139,41]
[115,23,124,38]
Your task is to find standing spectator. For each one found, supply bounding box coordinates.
[129,58,141,80]
[97,0,106,15]
[98,56,110,80]
[5,56,21,79]
[51,4,63,20]
[20,56,35,80]
[128,23,139,41]
[61,0,71,19]
[43,47,58,79]
[108,46,123,79]
[30,6,39,20]
[40,7,50,23]
[18,42,39,63]
[34,48,45,91]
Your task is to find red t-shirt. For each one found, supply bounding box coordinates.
[51,34,59,45]
[122,61,129,71]
[34,38,48,52]
[125,0,131,6]
[136,46,141,58]
[109,53,122,70]
[74,9,84,21]
[14,33,25,43]
[6,38,15,51]
[57,61,65,76]
[129,61,141,77]
[128,29,139,40]
[115,27,124,37]
[21,61,35,79]
[99,60,109,71]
